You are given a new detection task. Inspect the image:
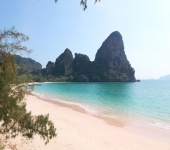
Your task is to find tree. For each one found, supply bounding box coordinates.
[0,27,56,144]
[55,0,100,10]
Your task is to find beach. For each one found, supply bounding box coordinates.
[2,94,170,150]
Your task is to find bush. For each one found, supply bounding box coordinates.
[0,27,56,144]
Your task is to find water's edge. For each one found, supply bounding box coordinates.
[30,89,170,144]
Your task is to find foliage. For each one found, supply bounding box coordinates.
[103,69,129,81]
[54,0,100,10]
[80,0,101,10]
[19,72,70,82]
[0,27,56,144]
[86,60,109,81]
[25,59,130,82]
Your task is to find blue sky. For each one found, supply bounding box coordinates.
[1,0,170,79]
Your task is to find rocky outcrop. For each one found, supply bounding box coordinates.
[15,55,42,75]
[46,61,54,74]
[25,31,136,82]
[72,53,90,75]
[159,74,170,80]
[95,31,136,81]
[54,48,73,76]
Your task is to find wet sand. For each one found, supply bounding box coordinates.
[2,94,170,150]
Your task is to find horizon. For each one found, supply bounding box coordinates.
[1,0,170,79]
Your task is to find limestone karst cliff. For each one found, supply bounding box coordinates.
[54,48,73,76]
[95,31,128,69]
[94,31,136,81]
[17,31,136,82]
[46,61,55,74]
[15,55,42,75]
[72,53,90,75]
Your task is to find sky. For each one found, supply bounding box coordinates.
[0,0,170,79]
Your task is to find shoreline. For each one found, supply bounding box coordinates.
[33,93,170,144]
[30,82,170,133]
[33,93,125,127]
[3,94,170,150]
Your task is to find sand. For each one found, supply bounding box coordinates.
[2,94,170,150]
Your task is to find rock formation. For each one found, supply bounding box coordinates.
[46,61,54,74]
[54,48,73,76]
[15,55,42,75]
[72,53,90,75]
[22,31,136,82]
[95,31,136,81]
[159,74,170,80]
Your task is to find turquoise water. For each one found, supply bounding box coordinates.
[32,80,170,130]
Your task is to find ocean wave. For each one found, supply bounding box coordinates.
[31,91,99,115]
[128,115,170,131]
[31,91,45,98]
[148,121,170,130]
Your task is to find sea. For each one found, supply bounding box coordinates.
[31,80,170,141]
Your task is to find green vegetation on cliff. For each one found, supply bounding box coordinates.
[15,55,42,75]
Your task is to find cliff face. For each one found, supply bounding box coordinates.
[15,55,42,75]
[72,53,90,75]
[28,31,136,82]
[46,61,54,74]
[54,48,73,76]
[95,31,127,69]
[95,31,136,81]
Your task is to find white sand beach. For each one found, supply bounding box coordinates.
[2,94,170,150]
